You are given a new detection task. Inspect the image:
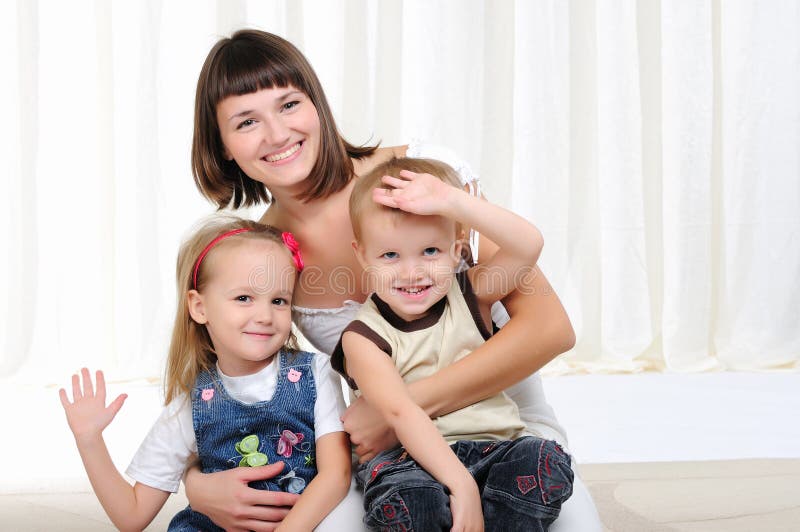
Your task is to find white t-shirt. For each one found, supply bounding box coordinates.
[125,354,346,493]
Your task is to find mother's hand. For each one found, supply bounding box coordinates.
[341,396,399,463]
[184,461,299,532]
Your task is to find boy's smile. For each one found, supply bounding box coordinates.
[355,210,461,322]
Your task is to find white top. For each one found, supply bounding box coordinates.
[125,354,346,493]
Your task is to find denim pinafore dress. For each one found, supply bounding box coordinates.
[169,350,317,531]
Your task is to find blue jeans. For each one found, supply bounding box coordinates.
[356,436,573,531]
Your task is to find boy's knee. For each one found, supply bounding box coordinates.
[364,484,451,531]
[484,438,574,523]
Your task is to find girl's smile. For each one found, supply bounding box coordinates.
[188,239,296,376]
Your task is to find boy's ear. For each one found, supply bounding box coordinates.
[187,290,208,324]
[451,228,466,262]
[453,239,464,263]
[352,240,369,269]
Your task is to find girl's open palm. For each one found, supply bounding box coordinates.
[59,368,127,442]
[372,170,457,216]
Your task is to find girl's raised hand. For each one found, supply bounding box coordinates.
[59,368,127,444]
[372,170,458,217]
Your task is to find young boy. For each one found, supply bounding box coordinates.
[332,157,573,531]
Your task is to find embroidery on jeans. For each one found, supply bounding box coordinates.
[378,491,412,529]
[517,475,537,494]
[538,440,567,504]
[370,451,409,480]
[482,442,499,454]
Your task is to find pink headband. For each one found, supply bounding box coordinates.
[192,228,252,290]
[281,232,305,273]
[192,228,305,290]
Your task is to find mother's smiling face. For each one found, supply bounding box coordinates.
[216,85,321,196]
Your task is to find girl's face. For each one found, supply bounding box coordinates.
[216,85,321,196]
[189,239,296,377]
[354,210,461,322]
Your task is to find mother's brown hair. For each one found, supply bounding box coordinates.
[192,29,377,209]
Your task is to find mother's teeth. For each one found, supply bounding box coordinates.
[265,143,301,162]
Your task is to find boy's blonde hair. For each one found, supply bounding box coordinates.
[164,216,300,404]
[349,157,464,242]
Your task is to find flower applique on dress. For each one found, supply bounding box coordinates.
[235,434,269,467]
[275,429,312,458]
[277,468,307,494]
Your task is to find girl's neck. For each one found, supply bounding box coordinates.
[216,352,276,378]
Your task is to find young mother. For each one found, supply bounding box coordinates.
[184,29,601,531]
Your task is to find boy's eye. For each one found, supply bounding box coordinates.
[423,247,440,256]
[381,251,399,260]
[272,298,289,306]
[235,295,252,303]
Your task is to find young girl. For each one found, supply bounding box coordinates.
[332,158,574,531]
[59,217,351,531]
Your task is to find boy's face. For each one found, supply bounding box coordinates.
[354,209,462,322]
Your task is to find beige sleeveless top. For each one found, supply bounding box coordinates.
[332,272,526,443]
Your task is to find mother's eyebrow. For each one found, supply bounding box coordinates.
[225,90,305,122]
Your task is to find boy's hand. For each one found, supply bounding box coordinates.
[59,368,127,444]
[449,476,484,532]
[372,170,459,217]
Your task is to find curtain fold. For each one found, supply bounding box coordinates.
[2,0,798,383]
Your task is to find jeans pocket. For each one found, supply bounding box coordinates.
[536,439,574,506]
[358,447,416,488]
[364,489,415,531]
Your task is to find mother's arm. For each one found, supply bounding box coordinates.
[183,461,299,532]
[343,234,575,461]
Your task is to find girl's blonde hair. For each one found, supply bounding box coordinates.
[164,216,300,404]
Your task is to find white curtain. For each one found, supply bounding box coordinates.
[2,0,798,385]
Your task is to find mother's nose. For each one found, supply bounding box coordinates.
[261,117,291,147]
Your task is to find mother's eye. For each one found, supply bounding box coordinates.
[236,118,256,129]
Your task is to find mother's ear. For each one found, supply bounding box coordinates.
[187,290,208,324]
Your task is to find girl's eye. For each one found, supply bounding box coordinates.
[381,251,399,260]
[272,298,289,306]
[236,118,256,130]
[235,295,252,303]
[423,247,440,257]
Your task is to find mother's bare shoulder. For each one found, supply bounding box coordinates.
[353,145,409,176]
